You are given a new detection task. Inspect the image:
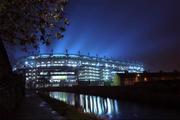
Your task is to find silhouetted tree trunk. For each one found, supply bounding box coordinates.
[0,39,12,76]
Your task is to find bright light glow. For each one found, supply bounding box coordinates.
[51,76,67,80]
[16,53,144,84]
[137,74,140,77]
[49,92,120,117]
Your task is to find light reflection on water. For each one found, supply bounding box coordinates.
[49,92,118,119]
[49,92,180,120]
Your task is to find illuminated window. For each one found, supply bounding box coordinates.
[40,72,48,75]
[51,76,67,80]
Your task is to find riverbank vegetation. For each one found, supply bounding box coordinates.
[38,93,103,120]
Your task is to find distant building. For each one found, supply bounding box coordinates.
[116,71,180,86]
[13,53,144,88]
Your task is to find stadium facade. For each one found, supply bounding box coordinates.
[14,53,144,88]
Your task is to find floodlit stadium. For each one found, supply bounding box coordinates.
[14,52,144,88]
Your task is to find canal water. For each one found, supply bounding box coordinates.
[49,92,180,120]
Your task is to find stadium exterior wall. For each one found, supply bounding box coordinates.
[14,53,144,87]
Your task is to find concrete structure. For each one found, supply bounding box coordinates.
[14,53,144,87]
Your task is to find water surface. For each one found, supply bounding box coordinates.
[49,92,180,119]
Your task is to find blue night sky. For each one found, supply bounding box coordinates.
[8,0,180,71]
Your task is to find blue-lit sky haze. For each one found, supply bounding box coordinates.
[8,0,180,71]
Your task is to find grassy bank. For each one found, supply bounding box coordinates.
[38,93,102,120]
